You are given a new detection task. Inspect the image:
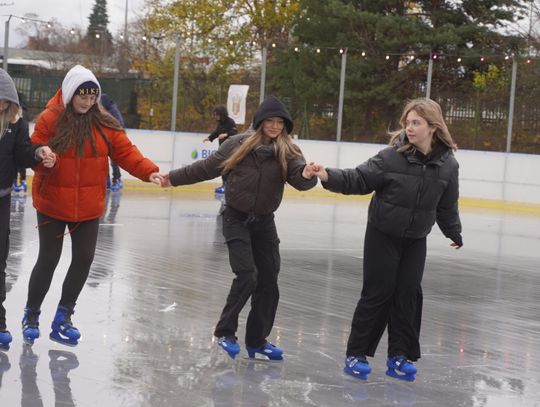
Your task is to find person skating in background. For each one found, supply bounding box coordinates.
[163,96,317,360]
[307,98,462,381]
[100,93,125,192]
[0,69,55,351]
[21,65,163,347]
[203,106,238,194]
[12,92,31,193]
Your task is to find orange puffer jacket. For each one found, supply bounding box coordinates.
[32,89,159,222]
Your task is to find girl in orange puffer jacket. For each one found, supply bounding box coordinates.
[22,65,163,347]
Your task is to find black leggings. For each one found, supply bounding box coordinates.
[26,212,100,310]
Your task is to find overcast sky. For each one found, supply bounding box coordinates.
[0,0,147,47]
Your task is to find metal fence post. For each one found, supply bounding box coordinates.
[171,35,181,132]
[336,48,347,142]
[506,57,517,153]
[426,52,433,99]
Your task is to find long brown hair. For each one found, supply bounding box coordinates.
[0,102,20,140]
[221,128,304,179]
[389,98,457,153]
[49,102,122,156]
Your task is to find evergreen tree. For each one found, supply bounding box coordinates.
[268,0,528,142]
[86,0,113,56]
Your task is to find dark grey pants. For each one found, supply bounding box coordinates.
[346,223,426,361]
[0,195,10,330]
[214,206,281,348]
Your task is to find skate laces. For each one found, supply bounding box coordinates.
[59,313,75,329]
[218,337,237,347]
[390,356,416,373]
[347,355,368,367]
[23,309,40,328]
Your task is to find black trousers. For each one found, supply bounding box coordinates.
[26,212,100,311]
[346,223,426,361]
[214,206,281,348]
[0,195,10,330]
[110,160,121,181]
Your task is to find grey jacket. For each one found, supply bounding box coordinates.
[323,141,462,244]
[169,133,317,215]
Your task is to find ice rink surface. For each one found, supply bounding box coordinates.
[1,189,539,407]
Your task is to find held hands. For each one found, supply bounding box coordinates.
[149,172,166,186]
[303,162,329,182]
[160,173,172,188]
[38,146,57,168]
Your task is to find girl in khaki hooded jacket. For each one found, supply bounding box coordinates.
[163,96,317,360]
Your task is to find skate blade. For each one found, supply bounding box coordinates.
[343,367,369,380]
[23,336,37,347]
[218,346,240,360]
[0,344,10,351]
[243,355,283,363]
[385,369,415,382]
[49,333,78,347]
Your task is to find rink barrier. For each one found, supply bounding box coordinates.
[24,126,540,213]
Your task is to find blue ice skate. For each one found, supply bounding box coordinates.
[50,306,81,347]
[217,337,240,359]
[20,180,27,192]
[111,179,123,192]
[386,356,417,382]
[246,342,283,360]
[343,356,372,380]
[12,181,20,192]
[0,330,12,351]
[214,185,225,194]
[21,308,40,346]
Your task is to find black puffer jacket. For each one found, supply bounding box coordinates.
[0,117,39,196]
[323,137,462,244]
[169,133,317,215]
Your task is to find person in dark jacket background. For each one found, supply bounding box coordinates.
[308,98,462,382]
[163,96,317,360]
[100,94,125,192]
[0,69,55,350]
[203,106,238,194]
[12,92,30,193]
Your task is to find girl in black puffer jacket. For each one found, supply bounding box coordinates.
[0,69,53,350]
[163,96,317,360]
[309,98,462,381]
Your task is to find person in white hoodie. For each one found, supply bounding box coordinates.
[20,65,162,347]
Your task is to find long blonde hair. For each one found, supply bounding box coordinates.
[0,101,21,140]
[221,128,304,179]
[389,98,457,153]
